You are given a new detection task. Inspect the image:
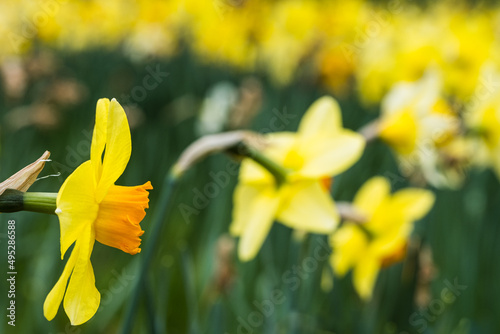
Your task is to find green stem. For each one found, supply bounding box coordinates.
[23,192,57,215]
[0,189,57,215]
[357,224,375,241]
[232,143,289,186]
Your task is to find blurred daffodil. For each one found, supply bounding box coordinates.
[330,176,434,300]
[44,98,152,325]
[230,96,365,261]
[378,71,462,188]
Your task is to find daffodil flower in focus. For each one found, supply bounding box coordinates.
[377,70,462,188]
[230,96,365,261]
[330,176,434,300]
[44,98,152,325]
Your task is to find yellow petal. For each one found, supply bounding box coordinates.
[298,131,365,178]
[353,177,390,218]
[391,188,435,221]
[364,195,408,237]
[371,223,411,259]
[379,110,418,155]
[238,159,275,185]
[56,161,99,259]
[90,98,110,184]
[43,242,80,321]
[238,189,280,261]
[63,226,100,326]
[298,96,342,139]
[380,242,408,268]
[330,224,368,277]
[277,181,339,233]
[265,132,297,159]
[353,255,380,300]
[95,182,152,254]
[230,183,263,236]
[95,99,132,203]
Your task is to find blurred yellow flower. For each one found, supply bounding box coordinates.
[2,0,500,110]
[44,98,152,325]
[378,71,461,187]
[260,0,319,84]
[230,96,365,261]
[330,176,434,300]
[442,10,495,100]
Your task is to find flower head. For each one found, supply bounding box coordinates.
[44,98,152,325]
[230,96,365,261]
[330,176,434,300]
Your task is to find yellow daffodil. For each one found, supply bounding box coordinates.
[44,98,152,325]
[230,96,365,261]
[378,70,462,188]
[330,176,434,300]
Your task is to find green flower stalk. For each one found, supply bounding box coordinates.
[0,151,56,215]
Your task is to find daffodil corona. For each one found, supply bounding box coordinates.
[330,176,434,300]
[44,98,152,325]
[230,96,365,261]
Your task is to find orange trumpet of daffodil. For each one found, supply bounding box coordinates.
[230,96,365,261]
[44,98,152,325]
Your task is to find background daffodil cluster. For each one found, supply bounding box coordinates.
[1,0,500,101]
[1,0,500,333]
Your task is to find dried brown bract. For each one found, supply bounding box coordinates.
[0,151,51,195]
